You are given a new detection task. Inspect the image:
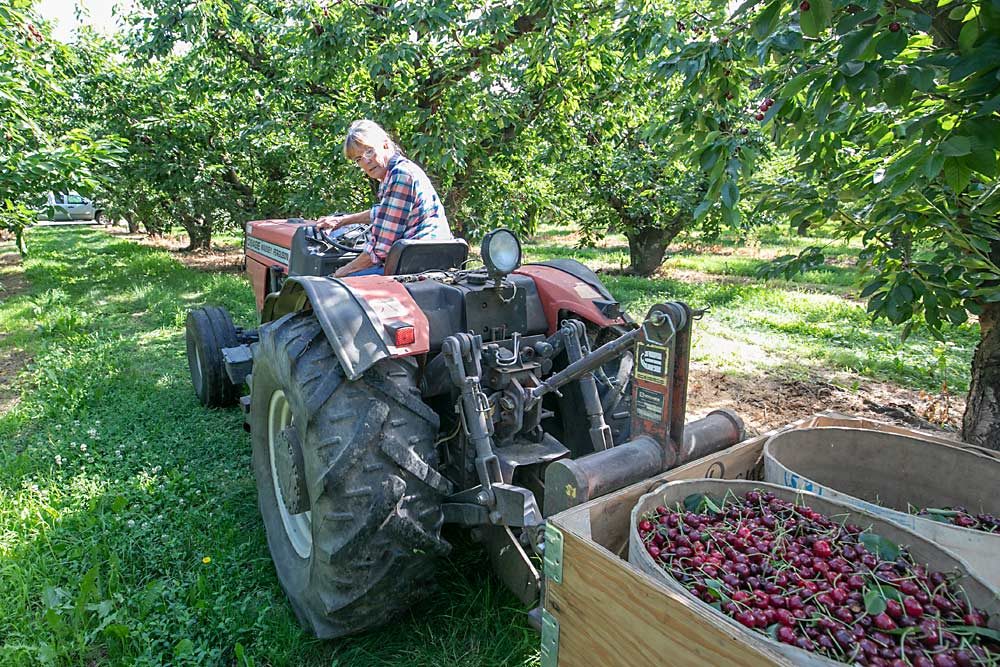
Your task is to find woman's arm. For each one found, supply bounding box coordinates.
[333,250,375,277]
[315,210,370,231]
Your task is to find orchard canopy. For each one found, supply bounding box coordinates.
[1,0,997,442]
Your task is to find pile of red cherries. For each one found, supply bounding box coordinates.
[637,489,999,666]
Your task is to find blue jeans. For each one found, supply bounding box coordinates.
[348,266,384,277]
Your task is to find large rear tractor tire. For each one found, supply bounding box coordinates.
[185,306,240,407]
[251,311,451,638]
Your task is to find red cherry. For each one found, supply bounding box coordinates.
[812,540,832,558]
[799,0,810,10]
[888,21,901,32]
[902,596,924,617]
[777,626,797,644]
[639,519,653,532]
[754,112,765,121]
[873,612,897,631]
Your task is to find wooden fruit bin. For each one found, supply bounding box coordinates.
[539,412,981,667]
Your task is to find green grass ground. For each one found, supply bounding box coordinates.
[0,225,977,665]
[525,223,975,393]
[0,229,538,666]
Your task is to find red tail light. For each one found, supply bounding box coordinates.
[393,325,415,347]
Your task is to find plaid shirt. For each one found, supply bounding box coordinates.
[365,154,450,264]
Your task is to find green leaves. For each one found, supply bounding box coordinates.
[860,532,901,561]
[876,29,908,60]
[754,0,785,41]
[863,587,887,615]
[798,0,833,38]
[838,25,877,64]
[940,136,973,157]
[683,493,723,514]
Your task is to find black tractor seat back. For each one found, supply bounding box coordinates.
[382,237,469,276]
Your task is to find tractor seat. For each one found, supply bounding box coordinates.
[382,238,469,275]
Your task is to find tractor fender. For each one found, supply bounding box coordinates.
[261,275,429,380]
[514,260,628,334]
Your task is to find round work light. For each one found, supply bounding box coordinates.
[480,228,522,278]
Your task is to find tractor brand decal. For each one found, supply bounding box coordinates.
[635,387,665,421]
[246,237,290,265]
[368,297,410,321]
[572,282,601,299]
[635,342,668,384]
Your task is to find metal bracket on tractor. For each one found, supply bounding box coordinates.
[439,301,744,607]
[543,303,743,515]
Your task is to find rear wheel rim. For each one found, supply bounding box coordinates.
[268,389,312,559]
[191,344,204,391]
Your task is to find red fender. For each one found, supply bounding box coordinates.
[340,276,430,357]
[514,264,627,334]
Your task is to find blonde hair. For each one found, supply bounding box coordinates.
[343,119,399,158]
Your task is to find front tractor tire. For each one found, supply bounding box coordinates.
[185,306,240,407]
[251,311,451,638]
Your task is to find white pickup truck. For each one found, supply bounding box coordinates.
[37,192,103,222]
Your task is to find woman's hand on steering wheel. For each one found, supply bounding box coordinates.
[315,214,345,231]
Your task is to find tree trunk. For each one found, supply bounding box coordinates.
[181,215,213,251]
[962,300,1000,448]
[626,226,670,276]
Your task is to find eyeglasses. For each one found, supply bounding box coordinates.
[351,148,376,168]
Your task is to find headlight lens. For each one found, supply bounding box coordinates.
[482,229,521,276]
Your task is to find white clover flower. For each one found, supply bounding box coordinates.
[54,424,62,430]
[127,519,135,528]
[55,455,62,466]
[87,428,97,438]
[79,443,87,452]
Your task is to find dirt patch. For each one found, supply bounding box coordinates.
[0,253,32,414]
[685,364,964,440]
[106,227,244,273]
[0,252,29,300]
[0,347,30,415]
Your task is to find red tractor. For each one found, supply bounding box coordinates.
[185,218,743,637]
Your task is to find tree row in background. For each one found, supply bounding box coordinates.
[4,0,998,444]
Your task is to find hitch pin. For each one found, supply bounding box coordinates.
[498,332,520,366]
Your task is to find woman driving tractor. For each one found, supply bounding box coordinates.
[315,120,452,277]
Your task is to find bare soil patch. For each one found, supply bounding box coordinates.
[0,252,31,414]
[0,347,30,415]
[685,364,963,440]
[106,227,244,273]
[0,252,29,299]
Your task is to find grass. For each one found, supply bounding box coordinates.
[0,229,538,666]
[525,222,976,393]
[0,223,978,666]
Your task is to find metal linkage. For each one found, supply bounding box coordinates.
[442,333,504,506]
[527,311,677,408]
[560,320,614,452]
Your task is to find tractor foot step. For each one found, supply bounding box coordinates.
[241,395,251,432]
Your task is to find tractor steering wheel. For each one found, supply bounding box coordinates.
[320,223,371,253]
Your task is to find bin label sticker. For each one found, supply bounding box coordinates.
[635,387,665,421]
[635,342,668,384]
